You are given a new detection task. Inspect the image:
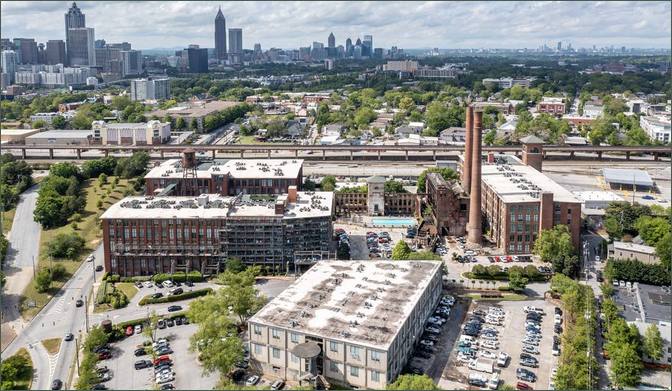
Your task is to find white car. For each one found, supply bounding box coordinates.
[245,376,260,387]
[522,338,539,346]
[481,340,499,350]
[479,350,497,359]
[523,306,544,314]
[134,324,142,334]
[497,352,510,367]
[425,326,441,334]
[428,316,445,325]
[419,340,434,347]
[86,254,95,262]
[162,280,174,288]
[595,255,601,262]
[481,334,498,341]
[143,281,153,288]
[155,374,174,384]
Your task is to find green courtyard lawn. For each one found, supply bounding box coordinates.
[21,177,136,320]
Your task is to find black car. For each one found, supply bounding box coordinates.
[554,324,563,334]
[170,288,184,296]
[92,384,107,390]
[134,348,147,357]
[166,319,175,327]
[95,265,104,272]
[64,333,74,342]
[181,317,189,325]
[554,307,563,315]
[167,305,182,312]
[135,360,152,370]
[157,319,166,329]
[516,368,536,382]
[520,359,538,368]
[160,385,175,390]
[152,293,164,299]
[51,379,63,390]
[156,347,173,355]
[175,317,183,326]
[75,299,84,307]
[231,368,246,382]
[423,334,439,342]
[185,281,194,287]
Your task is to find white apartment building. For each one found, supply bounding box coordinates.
[382,60,419,73]
[92,120,171,145]
[30,111,76,124]
[640,115,671,143]
[248,260,442,389]
[482,77,533,89]
[130,78,170,101]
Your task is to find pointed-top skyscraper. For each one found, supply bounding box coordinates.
[65,2,87,66]
[327,32,335,57]
[214,6,227,60]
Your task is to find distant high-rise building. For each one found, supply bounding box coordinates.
[95,39,106,49]
[95,46,121,73]
[13,38,38,64]
[345,38,353,57]
[557,41,562,51]
[130,78,170,101]
[67,27,95,66]
[228,28,243,64]
[37,43,46,64]
[121,50,142,76]
[373,48,383,59]
[353,44,362,59]
[186,46,208,72]
[1,39,14,51]
[65,2,86,65]
[362,35,373,57]
[109,42,132,51]
[214,7,227,60]
[327,32,336,57]
[46,40,66,65]
[253,43,262,54]
[1,50,17,84]
[355,38,362,46]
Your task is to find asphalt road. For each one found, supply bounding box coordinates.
[1,185,42,351]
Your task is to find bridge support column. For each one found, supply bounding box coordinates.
[22,149,26,159]
[322,150,326,161]
[597,151,602,159]
[543,151,547,159]
[405,150,409,161]
[350,150,353,161]
[377,150,381,161]
[241,150,245,158]
[626,151,630,160]
[294,150,298,158]
[160,150,164,159]
[104,150,109,157]
[76,149,82,159]
[267,150,271,158]
[49,148,54,159]
[432,150,436,160]
[653,152,659,161]
[569,151,574,159]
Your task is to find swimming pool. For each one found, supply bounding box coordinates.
[371,217,418,227]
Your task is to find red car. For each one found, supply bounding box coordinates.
[516,382,532,390]
[125,326,134,336]
[153,355,171,366]
[98,351,112,360]
[506,256,513,263]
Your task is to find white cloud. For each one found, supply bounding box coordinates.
[0,1,669,50]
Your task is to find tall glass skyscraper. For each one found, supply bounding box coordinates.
[214,7,227,60]
[65,2,86,65]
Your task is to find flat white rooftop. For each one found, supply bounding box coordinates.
[573,191,625,203]
[100,191,332,220]
[145,159,303,180]
[249,260,441,350]
[482,160,580,204]
[613,241,657,255]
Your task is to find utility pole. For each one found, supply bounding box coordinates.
[31,256,36,278]
[83,294,89,332]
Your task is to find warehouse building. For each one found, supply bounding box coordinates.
[480,155,582,253]
[147,100,239,132]
[248,260,442,389]
[0,128,42,144]
[144,154,303,196]
[602,168,655,191]
[100,189,333,276]
[92,120,171,146]
[25,129,93,146]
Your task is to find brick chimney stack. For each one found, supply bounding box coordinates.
[462,105,474,193]
[467,109,483,245]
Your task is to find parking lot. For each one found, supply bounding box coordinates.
[333,223,411,260]
[439,299,561,390]
[101,321,219,390]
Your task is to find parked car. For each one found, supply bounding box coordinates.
[152,293,164,299]
[245,376,260,387]
[167,305,182,312]
[516,381,533,390]
[521,345,539,355]
[419,339,434,347]
[98,351,112,360]
[143,281,154,288]
[51,379,63,390]
[134,348,147,357]
[271,380,285,390]
[134,324,142,334]
[162,280,174,289]
[135,360,152,370]
[516,368,536,382]
[64,333,74,342]
[76,299,84,307]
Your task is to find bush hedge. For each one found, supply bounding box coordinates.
[605,259,670,286]
[152,272,204,283]
[138,288,212,306]
[114,311,188,330]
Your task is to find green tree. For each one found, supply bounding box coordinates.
[354,107,376,128]
[634,216,670,247]
[175,116,185,130]
[31,119,47,129]
[610,344,643,388]
[483,129,497,146]
[655,232,671,270]
[387,374,438,390]
[35,268,53,293]
[50,162,81,179]
[384,180,407,193]
[417,167,459,192]
[189,309,244,378]
[320,175,336,191]
[47,232,85,259]
[508,269,529,291]
[391,241,411,260]
[398,96,415,112]
[533,225,574,264]
[643,323,664,361]
[226,258,246,272]
[190,118,199,131]
[51,115,67,129]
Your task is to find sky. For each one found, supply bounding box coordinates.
[1,1,670,51]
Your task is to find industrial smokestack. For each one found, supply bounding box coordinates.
[468,110,483,245]
[462,106,474,193]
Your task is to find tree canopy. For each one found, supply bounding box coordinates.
[387,374,438,390]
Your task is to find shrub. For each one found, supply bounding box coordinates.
[46,232,85,259]
[152,271,203,283]
[605,259,670,286]
[138,288,212,306]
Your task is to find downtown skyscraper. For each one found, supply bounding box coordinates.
[64,2,88,65]
[214,7,227,61]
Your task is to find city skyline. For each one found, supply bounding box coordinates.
[1,1,670,51]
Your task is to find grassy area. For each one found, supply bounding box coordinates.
[4,348,33,390]
[237,135,267,144]
[1,208,16,234]
[21,177,136,320]
[41,337,62,355]
[464,293,529,301]
[116,282,138,301]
